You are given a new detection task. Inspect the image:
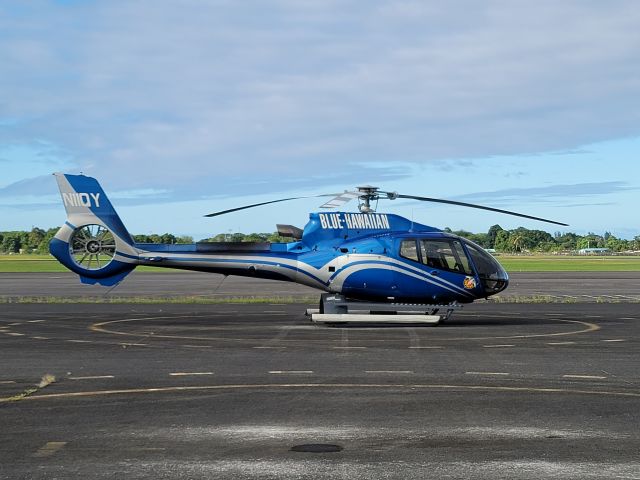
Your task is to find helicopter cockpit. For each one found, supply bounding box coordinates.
[461,239,509,295]
[399,237,508,296]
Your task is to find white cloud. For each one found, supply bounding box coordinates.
[1,0,639,199]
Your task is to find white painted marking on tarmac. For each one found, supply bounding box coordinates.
[170,372,214,376]
[182,345,213,349]
[118,343,148,347]
[365,370,414,374]
[33,441,67,458]
[27,320,46,323]
[466,372,510,376]
[66,339,92,343]
[563,374,607,380]
[8,322,22,326]
[620,317,636,320]
[602,339,626,342]
[333,346,366,350]
[5,332,24,336]
[0,380,16,384]
[69,375,115,380]
[31,336,49,340]
[408,346,444,349]
[482,344,515,348]
[268,371,314,374]
[547,341,576,345]
[544,313,563,316]
[253,346,286,349]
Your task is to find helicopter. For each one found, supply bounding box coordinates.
[49,173,568,323]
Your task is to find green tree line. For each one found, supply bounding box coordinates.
[444,225,640,253]
[0,228,194,254]
[1,225,639,254]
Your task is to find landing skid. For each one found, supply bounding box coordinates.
[306,293,462,325]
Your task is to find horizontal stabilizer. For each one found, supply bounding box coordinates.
[277,224,303,239]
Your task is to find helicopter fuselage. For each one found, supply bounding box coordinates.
[130,212,509,304]
[49,174,509,305]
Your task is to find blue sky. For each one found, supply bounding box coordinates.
[1,1,639,240]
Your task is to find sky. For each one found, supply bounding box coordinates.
[1,0,639,240]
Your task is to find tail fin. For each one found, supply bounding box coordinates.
[49,173,138,286]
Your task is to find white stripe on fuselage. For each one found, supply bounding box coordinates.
[135,251,473,296]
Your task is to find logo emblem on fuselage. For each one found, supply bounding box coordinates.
[319,213,390,230]
[463,276,477,289]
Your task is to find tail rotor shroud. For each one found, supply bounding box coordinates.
[69,224,117,271]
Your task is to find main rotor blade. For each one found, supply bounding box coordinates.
[319,191,360,209]
[393,194,569,226]
[204,194,335,218]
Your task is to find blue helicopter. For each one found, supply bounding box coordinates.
[49,173,567,323]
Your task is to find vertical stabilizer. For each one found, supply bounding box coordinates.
[49,173,138,285]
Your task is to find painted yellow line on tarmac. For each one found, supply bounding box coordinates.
[69,375,115,380]
[33,441,66,458]
[169,372,214,376]
[3,383,640,403]
[90,317,600,343]
[563,374,607,380]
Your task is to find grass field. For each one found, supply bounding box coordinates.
[0,255,164,273]
[1,254,639,273]
[495,255,640,272]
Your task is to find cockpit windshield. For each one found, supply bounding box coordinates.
[463,240,508,294]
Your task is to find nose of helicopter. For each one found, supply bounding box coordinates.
[463,240,509,296]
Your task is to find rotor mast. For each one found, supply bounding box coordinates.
[356,186,398,213]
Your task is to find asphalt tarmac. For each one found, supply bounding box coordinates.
[1,302,639,479]
[1,271,640,301]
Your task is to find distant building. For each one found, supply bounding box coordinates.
[577,247,610,255]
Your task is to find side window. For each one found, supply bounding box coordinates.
[400,239,419,262]
[452,241,473,275]
[420,239,472,275]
